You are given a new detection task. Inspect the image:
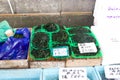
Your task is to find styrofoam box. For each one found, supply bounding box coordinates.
[0,68,42,80]
[43,67,99,80]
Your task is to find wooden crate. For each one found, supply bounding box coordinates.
[0,28,31,69]
[66,58,102,67]
[30,61,65,68]
[0,59,28,69]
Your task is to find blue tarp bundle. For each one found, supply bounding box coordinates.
[0,28,30,60]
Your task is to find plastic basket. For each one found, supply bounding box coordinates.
[70,30,102,58]
[67,26,91,35]
[71,45,102,58]
[30,24,70,60]
[30,48,51,60]
[52,30,69,43]
[30,25,51,60]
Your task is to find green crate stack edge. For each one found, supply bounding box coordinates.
[30,23,70,60]
[64,26,102,58]
[30,24,102,60]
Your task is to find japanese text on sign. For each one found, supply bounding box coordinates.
[104,65,120,79]
[78,42,97,54]
[59,68,87,80]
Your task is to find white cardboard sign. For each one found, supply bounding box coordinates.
[104,65,120,79]
[78,42,97,54]
[94,0,120,27]
[52,46,69,56]
[59,68,87,80]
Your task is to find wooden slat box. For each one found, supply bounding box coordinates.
[0,28,31,69]
[66,58,102,67]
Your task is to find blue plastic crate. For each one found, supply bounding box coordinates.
[0,68,42,80]
[43,68,59,80]
[43,67,99,80]
[95,66,106,80]
[86,67,99,80]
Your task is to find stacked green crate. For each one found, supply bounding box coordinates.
[30,24,51,60]
[51,27,70,59]
[66,26,102,58]
[30,24,102,60]
[30,23,70,60]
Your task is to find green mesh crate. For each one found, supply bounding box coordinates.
[52,30,69,43]
[30,48,51,60]
[68,26,91,34]
[30,23,70,60]
[71,45,102,58]
[67,26,102,58]
[30,24,51,60]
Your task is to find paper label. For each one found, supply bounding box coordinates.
[59,68,87,80]
[78,42,97,53]
[104,65,120,79]
[52,46,69,56]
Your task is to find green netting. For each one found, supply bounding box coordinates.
[30,24,102,60]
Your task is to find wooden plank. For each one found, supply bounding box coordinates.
[0,12,91,16]
[30,61,65,68]
[0,60,28,69]
[0,13,93,28]
[0,13,60,16]
[66,58,102,67]
[61,12,92,15]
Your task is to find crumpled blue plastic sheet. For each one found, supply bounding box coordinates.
[0,28,30,60]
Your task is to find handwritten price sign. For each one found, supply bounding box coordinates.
[59,68,87,80]
[78,42,97,54]
[52,46,69,57]
[104,65,120,79]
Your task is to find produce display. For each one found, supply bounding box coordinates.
[66,26,102,58]
[30,24,102,60]
[32,32,49,49]
[43,23,58,32]
[31,49,50,58]
[71,33,96,43]
[69,26,91,34]
[30,23,70,60]
[52,30,68,42]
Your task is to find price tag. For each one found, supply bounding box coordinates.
[59,68,87,80]
[104,65,120,79]
[52,46,69,57]
[78,42,97,53]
